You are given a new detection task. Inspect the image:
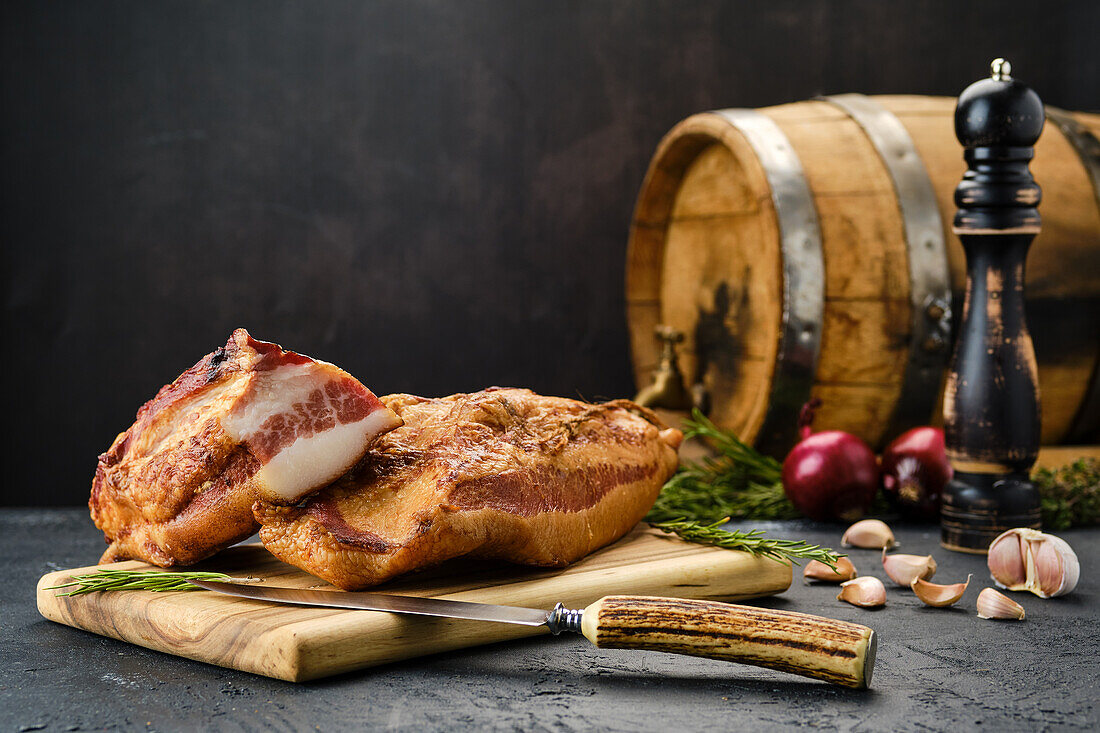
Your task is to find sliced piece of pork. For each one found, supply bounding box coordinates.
[255,388,682,590]
[90,328,401,566]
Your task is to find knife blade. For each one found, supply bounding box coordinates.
[188,579,553,628]
[188,580,877,688]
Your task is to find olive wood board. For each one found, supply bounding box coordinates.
[37,525,792,682]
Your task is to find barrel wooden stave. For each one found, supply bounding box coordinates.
[767,101,914,447]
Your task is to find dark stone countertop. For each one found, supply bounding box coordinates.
[2,509,1096,732]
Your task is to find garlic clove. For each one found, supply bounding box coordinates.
[1032,534,1080,598]
[911,574,971,607]
[976,588,1025,620]
[841,519,896,549]
[882,550,937,586]
[987,528,1034,590]
[837,576,886,607]
[804,556,858,582]
[987,527,1080,598]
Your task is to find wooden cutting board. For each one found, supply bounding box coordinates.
[37,525,791,681]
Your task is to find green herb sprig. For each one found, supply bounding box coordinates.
[46,569,250,596]
[1034,458,1100,531]
[646,410,800,523]
[650,518,841,569]
[645,410,843,569]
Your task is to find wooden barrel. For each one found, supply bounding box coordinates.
[626,95,1100,454]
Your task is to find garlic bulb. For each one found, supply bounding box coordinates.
[882,551,937,586]
[976,588,1025,620]
[837,576,886,607]
[911,575,971,607]
[987,528,1080,598]
[841,519,896,549]
[804,557,858,582]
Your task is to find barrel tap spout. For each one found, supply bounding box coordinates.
[634,325,691,410]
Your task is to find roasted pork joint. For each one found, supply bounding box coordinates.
[90,329,401,566]
[255,388,683,590]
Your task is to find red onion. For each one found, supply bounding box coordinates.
[781,400,879,522]
[880,426,952,521]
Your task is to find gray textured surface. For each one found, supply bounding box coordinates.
[3,509,1096,731]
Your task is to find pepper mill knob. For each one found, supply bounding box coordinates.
[953,58,1044,232]
[955,59,1042,145]
[941,59,1044,553]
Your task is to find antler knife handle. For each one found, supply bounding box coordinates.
[940,59,1044,553]
[580,595,876,689]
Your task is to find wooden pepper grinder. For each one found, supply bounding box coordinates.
[940,59,1045,553]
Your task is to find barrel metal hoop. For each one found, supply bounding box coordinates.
[823,94,953,440]
[712,109,824,453]
[1045,106,1100,440]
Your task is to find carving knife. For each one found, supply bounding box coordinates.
[188,580,877,688]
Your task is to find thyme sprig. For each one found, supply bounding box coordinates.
[46,569,252,596]
[1034,458,1100,531]
[650,518,841,569]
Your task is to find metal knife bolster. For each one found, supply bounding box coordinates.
[545,603,584,635]
[188,579,585,633]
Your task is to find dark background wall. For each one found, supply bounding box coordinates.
[3,0,1098,506]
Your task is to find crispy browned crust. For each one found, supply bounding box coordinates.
[255,388,682,590]
[92,419,263,566]
[89,329,394,566]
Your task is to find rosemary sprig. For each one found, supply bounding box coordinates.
[645,409,844,568]
[45,569,249,596]
[646,409,800,523]
[647,469,801,523]
[650,518,842,569]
